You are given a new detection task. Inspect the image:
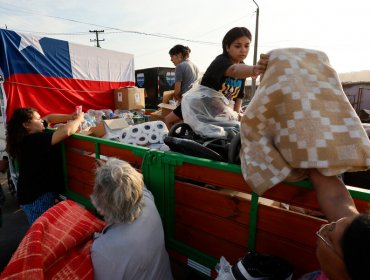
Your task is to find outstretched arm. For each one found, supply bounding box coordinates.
[51,112,84,145]
[43,113,77,124]
[308,169,358,222]
[225,53,269,79]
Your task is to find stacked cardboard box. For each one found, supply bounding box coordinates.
[150,90,176,121]
[114,87,145,110]
[88,119,130,138]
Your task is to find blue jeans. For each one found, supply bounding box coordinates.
[21,192,56,224]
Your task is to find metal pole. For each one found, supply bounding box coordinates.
[89,30,105,48]
[250,0,259,99]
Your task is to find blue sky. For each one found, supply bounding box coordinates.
[1,0,369,74]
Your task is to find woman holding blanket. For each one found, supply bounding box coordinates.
[200,27,269,114]
[238,47,370,279]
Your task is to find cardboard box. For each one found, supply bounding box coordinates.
[162,90,174,104]
[89,118,129,138]
[149,110,164,121]
[158,103,176,117]
[114,87,145,110]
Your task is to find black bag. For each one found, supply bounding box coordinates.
[231,251,293,280]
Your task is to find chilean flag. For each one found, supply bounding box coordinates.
[0,28,135,121]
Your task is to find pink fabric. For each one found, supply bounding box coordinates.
[317,271,329,280]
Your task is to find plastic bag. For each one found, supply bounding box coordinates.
[182,85,239,138]
[215,256,234,280]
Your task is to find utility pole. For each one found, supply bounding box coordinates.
[89,30,105,48]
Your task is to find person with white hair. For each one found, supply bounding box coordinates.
[90,158,173,280]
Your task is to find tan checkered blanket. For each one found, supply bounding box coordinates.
[240,48,370,195]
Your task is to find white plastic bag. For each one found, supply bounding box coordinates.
[182,85,239,138]
[215,256,235,280]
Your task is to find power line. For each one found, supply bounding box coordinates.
[0,4,218,45]
[2,29,89,36]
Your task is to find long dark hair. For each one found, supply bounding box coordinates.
[6,107,37,158]
[341,213,370,280]
[222,27,252,54]
[169,44,191,59]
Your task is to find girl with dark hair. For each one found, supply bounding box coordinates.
[6,107,84,224]
[201,27,268,113]
[165,44,199,129]
[341,214,370,280]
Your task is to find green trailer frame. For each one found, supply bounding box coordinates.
[61,133,370,279]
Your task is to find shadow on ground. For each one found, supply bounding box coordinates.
[0,174,29,272]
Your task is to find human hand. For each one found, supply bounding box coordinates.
[238,112,243,121]
[71,112,78,120]
[75,112,84,122]
[174,92,182,102]
[252,53,269,79]
[258,53,269,68]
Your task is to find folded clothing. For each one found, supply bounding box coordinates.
[240,48,370,195]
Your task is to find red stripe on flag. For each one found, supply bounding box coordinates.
[4,74,135,120]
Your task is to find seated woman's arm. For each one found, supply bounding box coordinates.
[51,112,84,145]
[43,113,77,124]
[173,81,182,102]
